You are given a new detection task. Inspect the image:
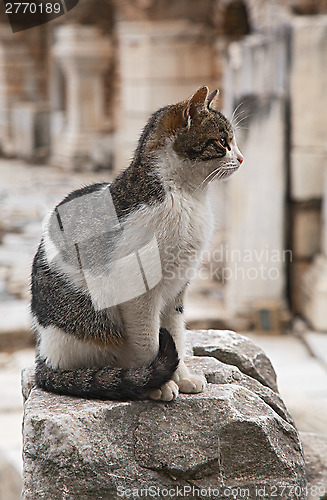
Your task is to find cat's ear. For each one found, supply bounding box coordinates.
[163,101,190,134]
[185,86,209,124]
[207,89,219,109]
[162,87,209,133]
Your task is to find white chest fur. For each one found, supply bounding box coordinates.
[120,187,214,302]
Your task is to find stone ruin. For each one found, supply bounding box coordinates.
[21,330,307,499]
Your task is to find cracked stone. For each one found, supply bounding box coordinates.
[22,330,306,499]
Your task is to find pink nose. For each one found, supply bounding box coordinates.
[237,154,244,164]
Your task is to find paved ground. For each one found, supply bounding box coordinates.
[246,330,327,436]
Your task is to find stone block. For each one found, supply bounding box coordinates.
[122,84,149,114]
[119,36,150,81]
[290,17,327,149]
[11,102,50,161]
[22,330,306,499]
[0,24,36,156]
[118,21,214,81]
[290,260,311,315]
[176,42,215,80]
[301,254,327,331]
[292,206,321,259]
[291,148,326,201]
[147,43,184,80]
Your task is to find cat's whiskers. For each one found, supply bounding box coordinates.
[232,113,254,130]
[197,166,222,191]
[230,96,257,130]
[233,126,250,132]
[231,99,247,123]
[232,108,249,126]
[219,160,237,170]
[208,169,227,184]
[197,158,240,191]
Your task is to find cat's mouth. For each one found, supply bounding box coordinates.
[218,163,240,179]
[201,163,239,187]
[223,165,239,171]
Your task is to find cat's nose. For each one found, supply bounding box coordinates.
[237,153,244,164]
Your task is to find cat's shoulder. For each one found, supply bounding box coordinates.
[56,182,109,208]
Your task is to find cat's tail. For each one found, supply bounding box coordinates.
[35,328,179,401]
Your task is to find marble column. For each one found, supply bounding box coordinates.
[223,28,290,315]
[291,17,327,331]
[51,25,111,170]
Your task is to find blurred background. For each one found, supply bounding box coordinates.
[0,0,327,497]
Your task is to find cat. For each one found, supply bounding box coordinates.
[31,86,243,402]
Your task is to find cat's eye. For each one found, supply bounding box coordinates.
[220,138,227,148]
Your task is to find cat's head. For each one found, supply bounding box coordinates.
[139,86,243,191]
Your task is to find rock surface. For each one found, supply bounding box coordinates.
[22,330,307,500]
[187,329,278,392]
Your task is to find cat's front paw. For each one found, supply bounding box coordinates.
[149,380,179,401]
[173,370,207,394]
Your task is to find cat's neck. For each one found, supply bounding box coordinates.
[154,142,209,200]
